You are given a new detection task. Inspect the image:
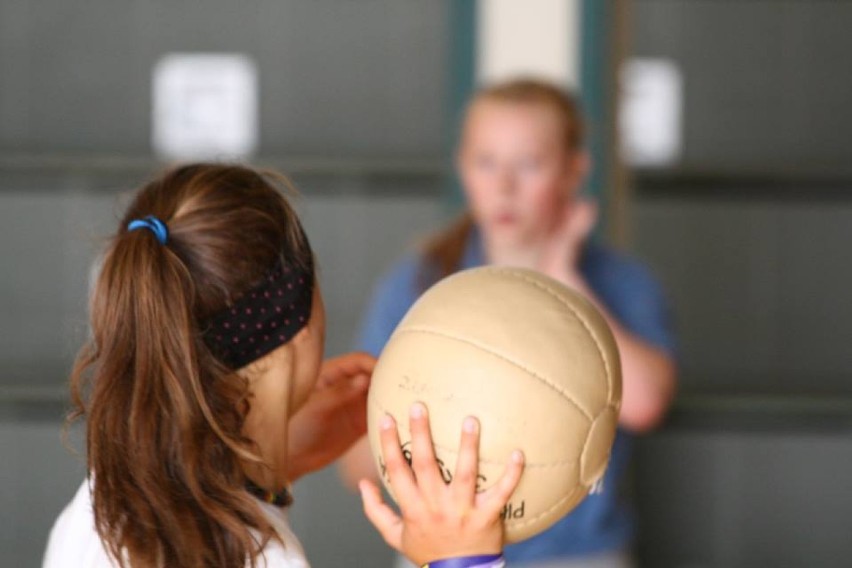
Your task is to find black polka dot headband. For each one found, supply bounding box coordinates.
[127,214,315,370]
[203,256,315,370]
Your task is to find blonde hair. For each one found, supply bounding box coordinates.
[465,77,585,151]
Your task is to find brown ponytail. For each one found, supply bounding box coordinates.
[420,78,585,288]
[68,164,313,567]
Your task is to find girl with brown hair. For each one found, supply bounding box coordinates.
[43,163,524,568]
[341,78,678,568]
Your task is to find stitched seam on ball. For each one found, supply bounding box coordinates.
[395,326,594,420]
[369,398,581,468]
[370,397,582,468]
[484,267,615,399]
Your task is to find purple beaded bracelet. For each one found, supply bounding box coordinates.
[422,553,505,568]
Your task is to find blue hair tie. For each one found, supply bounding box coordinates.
[127,215,169,245]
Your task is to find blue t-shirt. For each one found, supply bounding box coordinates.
[357,231,675,562]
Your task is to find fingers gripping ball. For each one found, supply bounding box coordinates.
[367,267,622,543]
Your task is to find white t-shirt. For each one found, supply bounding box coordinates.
[43,480,310,568]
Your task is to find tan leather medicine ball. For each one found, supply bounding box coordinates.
[367,266,622,543]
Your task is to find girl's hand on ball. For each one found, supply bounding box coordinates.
[359,403,525,566]
[286,352,375,481]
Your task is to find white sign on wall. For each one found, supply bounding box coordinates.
[152,53,258,161]
[619,58,683,167]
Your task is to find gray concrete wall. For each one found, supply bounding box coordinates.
[0,0,450,158]
[633,1,852,177]
[634,428,852,568]
[632,195,852,395]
